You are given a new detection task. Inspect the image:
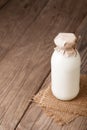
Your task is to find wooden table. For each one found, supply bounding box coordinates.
[0,0,87,130]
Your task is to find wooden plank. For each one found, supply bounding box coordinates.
[0,0,51,129]
[0,0,69,129]
[16,4,87,130]
[0,0,49,61]
[16,75,52,130]
[16,103,53,130]
[0,0,8,9]
[76,15,87,73]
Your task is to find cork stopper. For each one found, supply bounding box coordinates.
[54,33,77,56]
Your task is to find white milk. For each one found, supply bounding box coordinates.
[51,33,81,100]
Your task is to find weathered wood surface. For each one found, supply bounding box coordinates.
[0,0,8,9]
[0,0,87,130]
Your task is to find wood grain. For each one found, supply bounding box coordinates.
[76,15,87,73]
[16,74,52,130]
[0,0,8,9]
[0,0,49,61]
[0,0,87,130]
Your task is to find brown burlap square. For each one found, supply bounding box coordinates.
[34,75,87,125]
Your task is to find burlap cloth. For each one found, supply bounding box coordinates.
[34,75,87,125]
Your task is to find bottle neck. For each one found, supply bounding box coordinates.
[54,45,77,57]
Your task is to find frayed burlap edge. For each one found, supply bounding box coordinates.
[33,74,87,125]
[34,88,78,125]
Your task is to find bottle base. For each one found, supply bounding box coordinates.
[51,88,80,101]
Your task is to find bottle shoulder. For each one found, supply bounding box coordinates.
[51,50,81,67]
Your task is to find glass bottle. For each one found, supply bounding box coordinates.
[51,33,81,100]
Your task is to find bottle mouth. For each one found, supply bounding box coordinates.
[54,33,77,47]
